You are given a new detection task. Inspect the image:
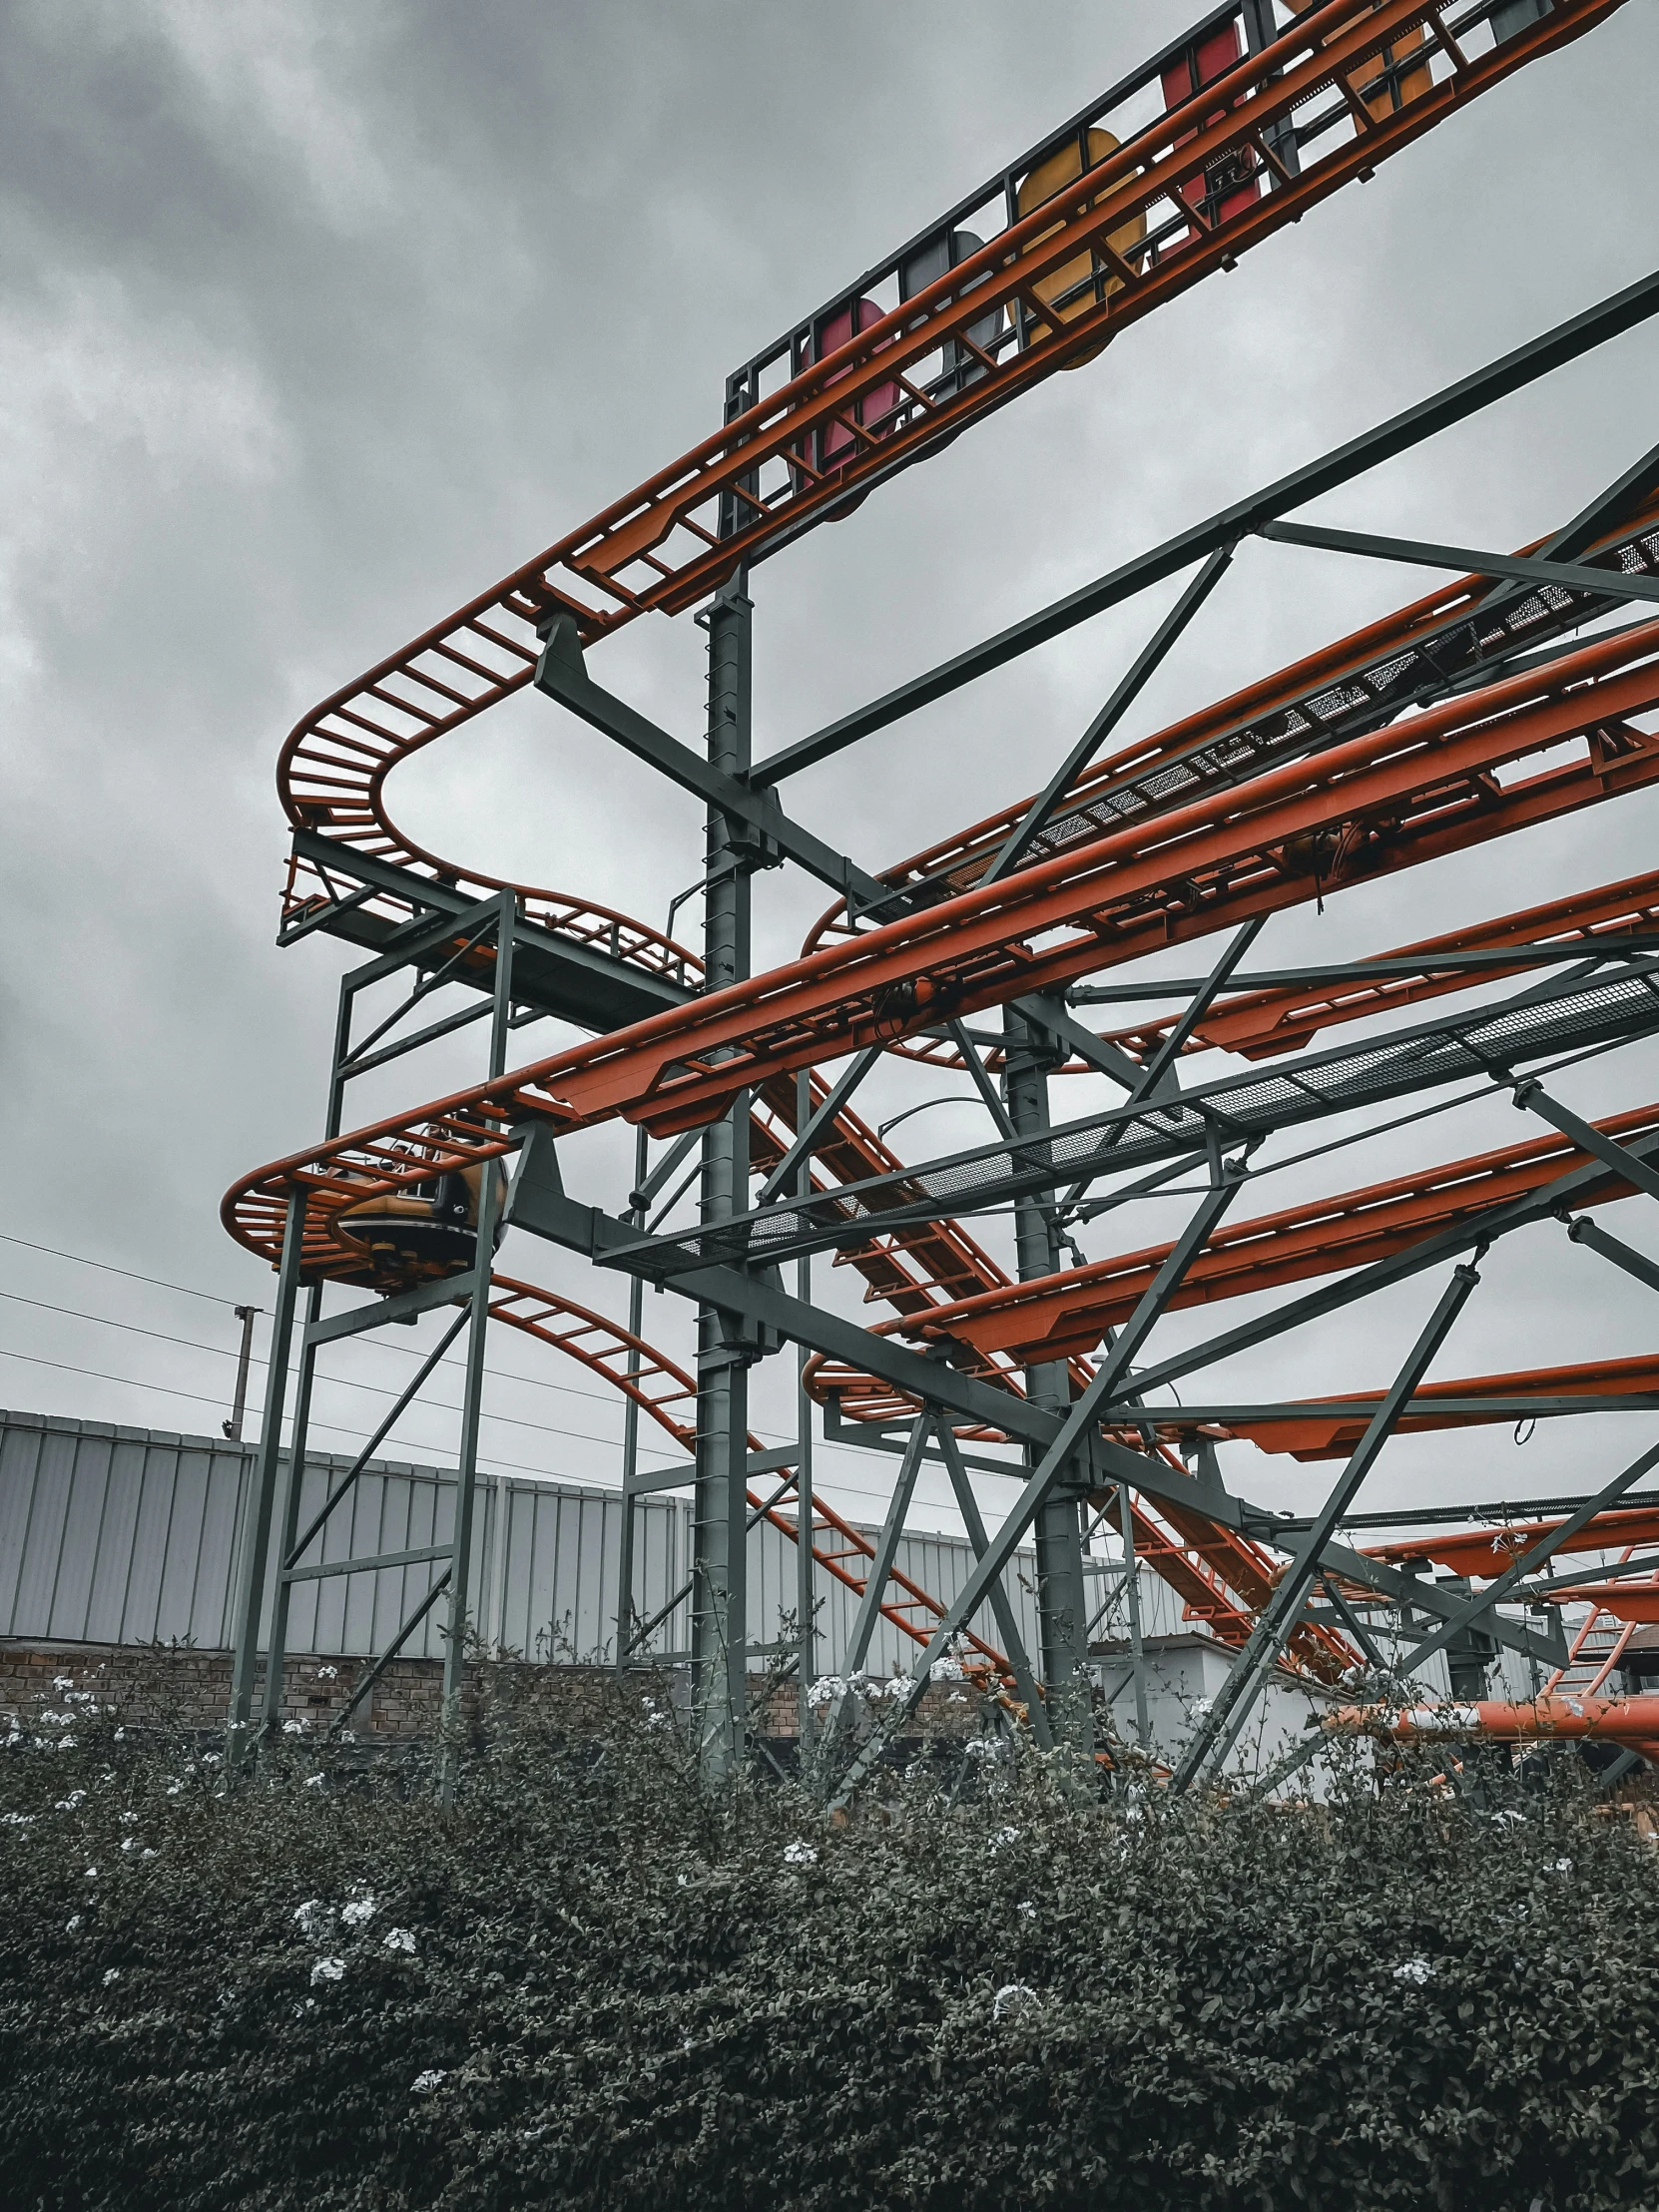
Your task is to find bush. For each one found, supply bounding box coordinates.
[2,1656,1657,2211]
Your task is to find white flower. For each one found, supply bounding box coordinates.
[166,1783,183,1797]
[963,1737,1006,1761]
[1017,1901,1036,1922]
[1391,1958,1434,1985]
[316,1666,337,1681]
[281,1720,306,1736]
[988,1826,1021,1853]
[383,1927,416,1954]
[1491,1810,1525,1826]
[121,1837,139,1854]
[992,1981,1038,2022]
[65,1915,81,1934]
[39,1712,70,1727]
[310,1956,346,1985]
[948,1691,966,1704]
[102,1968,121,1987]
[119,1813,139,1826]
[113,1729,125,1742]
[53,1677,74,1692]
[930,1657,964,1683]
[303,1774,324,1789]
[341,1892,378,1929]
[140,1848,157,1860]
[56,1736,77,1751]
[882,1676,911,1701]
[293,1900,333,1940]
[55,1791,86,1812]
[411,2069,446,2094]
[1548,1858,1573,1874]
[200,1752,222,1767]
[84,1867,99,1880]
[783,1841,819,1868]
[1190,1698,1214,1717]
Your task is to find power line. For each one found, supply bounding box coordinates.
[0,1238,662,1412]
[0,1240,1013,1507]
[0,1232,252,1308]
[0,1348,676,1462]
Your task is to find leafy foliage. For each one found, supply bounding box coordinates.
[3,1654,1657,2211]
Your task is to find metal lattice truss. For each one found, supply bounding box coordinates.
[223,0,1659,1790]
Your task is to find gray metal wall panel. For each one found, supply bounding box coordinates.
[2,1409,1047,1680]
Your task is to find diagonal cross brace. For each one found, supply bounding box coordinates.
[1171,1257,1485,1792]
[825,1173,1246,1804]
[1256,519,1659,608]
[536,614,888,908]
[1397,1432,1659,1675]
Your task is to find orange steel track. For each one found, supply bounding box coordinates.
[271,0,1617,858]
[484,1276,1016,1681]
[224,7,1659,1730]
[853,1100,1659,1374]
[225,605,1659,1267]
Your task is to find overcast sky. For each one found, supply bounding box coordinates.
[5,0,1659,1552]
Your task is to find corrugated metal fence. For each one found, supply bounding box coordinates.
[0,1406,1056,1674]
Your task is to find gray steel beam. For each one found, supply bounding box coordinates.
[1065,940,1659,1005]
[1512,1079,1659,1205]
[979,545,1234,888]
[1171,1258,1484,1791]
[826,1173,1246,1804]
[286,828,691,1033]
[693,574,754,1781]
[226,1190,306,1768]
[933,1417,1050,1748]
[1566,1215,1659,1296]
[1125,1125,1659,1403]
[756,1047,881,1206]
[1256,518,1659,608]
[1004,1003,1093,1748]
[535,611,888,911]
[839,1417,931,1680]
[1396,1433,1659,1675]
[750,271,1659,785]
[504,1126,1246,1530]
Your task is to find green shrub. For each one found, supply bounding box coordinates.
[2,1656,1656,2211]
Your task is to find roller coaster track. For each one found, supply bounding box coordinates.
[484,1274,1016,1681]
[856,1099,1659,1371]
[226,601,1659,1264]
[227,2,1659,1750]
[271,0,1617,987]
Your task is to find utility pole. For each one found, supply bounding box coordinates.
[223,1305,261,1441]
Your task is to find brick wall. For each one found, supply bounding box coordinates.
[2,1638,978,1747]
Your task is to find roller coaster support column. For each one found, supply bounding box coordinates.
[226,1190,306,1770]
[693,571,755,1779]
[1003,1004,1094,1752]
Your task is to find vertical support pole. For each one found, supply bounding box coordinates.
[693,568,754,1781]
[438,893,516,1797]
[226,1189,307,1768]
[223,1305,260,1441]
[1002,1004,1093,1752]
[1117,1483,1151,1750]
[795,1067,817,1749]
[260,1284,322,1736]
[257,968,354,1743]
[616,1123,649,1672]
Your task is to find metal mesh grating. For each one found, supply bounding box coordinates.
[620,963,1659,1278]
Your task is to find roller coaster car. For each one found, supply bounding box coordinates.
[333,1163,507,1293]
